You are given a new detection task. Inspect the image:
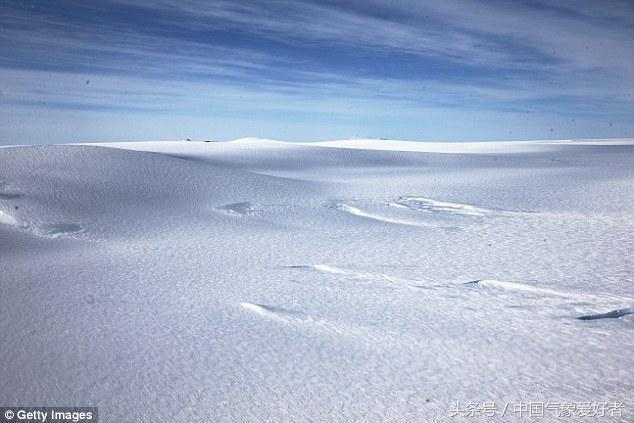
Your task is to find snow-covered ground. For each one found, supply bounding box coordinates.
[1,138,633,422]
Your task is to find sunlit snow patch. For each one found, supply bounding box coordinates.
[464,279,572,298]
[334,203,437,227]
[0,209,20,227]
[216,201,256,216]
[240,302,308,323]
[303,264,433,290]
[240,302,386,342]
[332,196,502,228]
[393,196,492,217]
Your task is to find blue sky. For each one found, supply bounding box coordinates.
[1,0,633,144]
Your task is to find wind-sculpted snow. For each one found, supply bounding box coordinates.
[216,201,256,216]
[240,302,308,322]
[1,139,633,422]
[240,302,388,343]
[0,208,83,238]
[334,202,434,227]
[464,279,634,318]
[332,195,512,229]
[577,308,634,321]
[35,223,84,237]
[0,191,21,200]
[392,196,495,217]
[0,181,21,200]
[0,209,20,227]
[464,278,580,298]
[306,263,433,290]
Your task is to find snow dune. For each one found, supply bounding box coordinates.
[88,136,634,155]
[1,138,633,422]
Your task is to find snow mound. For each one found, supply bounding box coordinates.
[1,139,633,421]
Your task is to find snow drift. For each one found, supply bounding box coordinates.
[1,138,633,422]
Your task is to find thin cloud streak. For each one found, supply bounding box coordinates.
[0,0,633,143]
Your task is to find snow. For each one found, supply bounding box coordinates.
[1,138,633,422]
[307,137,634,153]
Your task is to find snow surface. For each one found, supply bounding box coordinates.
[1,138,633,422]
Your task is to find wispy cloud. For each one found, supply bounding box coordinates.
[0,0,632,144]
[109,0,634,75]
